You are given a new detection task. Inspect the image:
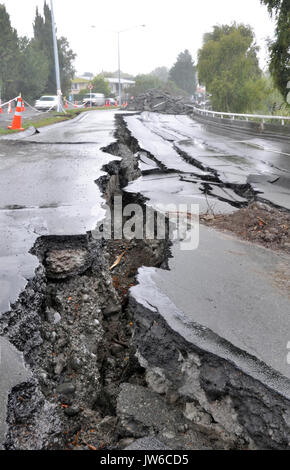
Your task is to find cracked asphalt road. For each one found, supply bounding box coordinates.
[125,113,290,209]
[0,109,290,448]
[0,110,123,449]
[124,112,290,390]
[0,111,119,314]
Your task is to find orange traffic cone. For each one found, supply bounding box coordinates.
[8,97,24,131]
[22,100,25,112]
[8,102,12,113]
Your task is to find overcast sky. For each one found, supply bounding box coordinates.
[2,0,276,77]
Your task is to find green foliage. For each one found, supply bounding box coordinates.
[197,23,266,113]
[128,72,187,98]
[0,4,21,99]
[33,1,76,96]
[260,0,289,101]
[129,74,164,96]
[151,66,169,83]
[77,88,90,97]
[169,50,197,95]
[260,0,285,15]
[101,71,134,80]
[256,74,290,115]
[164,80,188,96]
[76,76,110,98]
[19,37,49,101]
[58,37,76,96]
[92,75,111,96]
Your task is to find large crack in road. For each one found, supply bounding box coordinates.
[0,110,289,450]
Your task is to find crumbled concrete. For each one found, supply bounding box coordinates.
[45,248,91,279]
[127,89,192,114]
[129,296,290,449]
[125,436,171,450]
[116,383,242,449]
[1,111,289,452]
[0,337,31,449]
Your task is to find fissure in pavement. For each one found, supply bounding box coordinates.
[1,114,289,450]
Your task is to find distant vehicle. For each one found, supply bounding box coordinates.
[106,97,116,106]
[35,95,58,111]
[82,93,105,107]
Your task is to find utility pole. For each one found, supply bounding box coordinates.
[117,32,122,108]
[118,32,121,108]
[117,25,145,108]
[50,0,63,112]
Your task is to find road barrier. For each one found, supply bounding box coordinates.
[23,99,57,114]
[188,105,290,141]
[8,96,24,131]
[2,94,119,130]
[189,105,290,126]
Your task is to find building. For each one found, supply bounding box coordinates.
[71,77,90,95]
[106,78,135,96]
[71,76,136,98]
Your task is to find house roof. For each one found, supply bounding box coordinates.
[107,78,135,85]
[72,77,136,86]
[71,78,90,84]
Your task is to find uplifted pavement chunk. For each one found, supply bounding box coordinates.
[125,436,171,450]
[0,337,31,448]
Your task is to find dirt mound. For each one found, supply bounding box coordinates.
[201,202,290,254]
[127,89,192,114]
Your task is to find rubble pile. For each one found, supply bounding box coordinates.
[127,89,192,114]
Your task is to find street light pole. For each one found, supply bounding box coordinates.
[117,25,145,108]
[117,32,122,107]
[50,0,62,112]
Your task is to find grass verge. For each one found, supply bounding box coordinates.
[0,106,117,136]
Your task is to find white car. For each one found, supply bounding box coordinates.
[35,95,58,111]
[82,93,105,107]
[106,97,116,106]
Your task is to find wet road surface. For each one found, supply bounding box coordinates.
[0,110,290,445]
[0,337,30,448]
[125,112,290,210]
[0,111,119,314]
[125,112,290,390]
[0,106,39,126]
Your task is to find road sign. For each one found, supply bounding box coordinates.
[88,84,93,90]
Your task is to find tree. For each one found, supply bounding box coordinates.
[101,71,134,80]
[128,74,164,96]
[19,37,49,101]
[260,73,288,114]
[151,66,169,83]
[33,2,76,96]
[169,50,197,95]
[260,0,290,101]
[91,75,110,95]
[77,75,111,98]
[197,23,266,113]
[0,4,21,99]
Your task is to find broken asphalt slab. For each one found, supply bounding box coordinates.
[130,225,290,384]
[1,108,289,450]
[0,111,120,315]
[0,337,31,449]
[124,112,290,208]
